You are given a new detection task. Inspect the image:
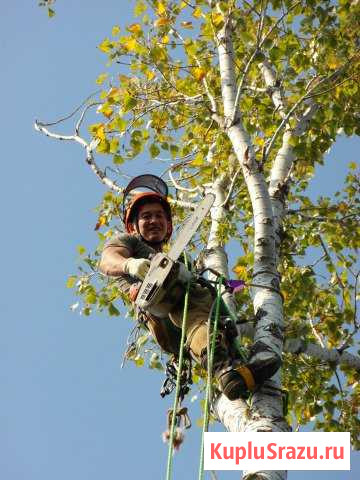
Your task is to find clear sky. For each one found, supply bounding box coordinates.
[0,2,359,479]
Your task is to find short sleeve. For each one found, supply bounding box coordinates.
[103,233,155,259]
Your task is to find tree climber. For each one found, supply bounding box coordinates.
[99,174,281,401]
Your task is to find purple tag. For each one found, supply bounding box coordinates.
[226,279,246,293]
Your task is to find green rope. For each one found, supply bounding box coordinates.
[198,276,223,480]
[165,255,191,480]
[219,295,248,363]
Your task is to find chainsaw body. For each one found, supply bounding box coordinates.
[134,252,185,317]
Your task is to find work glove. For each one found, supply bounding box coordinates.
[123,258,151,280]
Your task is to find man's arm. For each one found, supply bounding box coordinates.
[99,245,150,280]
[99,245,132,276]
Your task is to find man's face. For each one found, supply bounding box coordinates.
[132,202,169,243]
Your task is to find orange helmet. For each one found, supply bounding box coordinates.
[122,175,173,241]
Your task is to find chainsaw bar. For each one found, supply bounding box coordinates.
[135,193,215,313]
[167,193,215,261]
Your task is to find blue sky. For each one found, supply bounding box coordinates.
[0,2,359,479]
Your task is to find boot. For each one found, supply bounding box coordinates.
[200,336,250,401]
[201,340,282,401]
[246,341,282,384]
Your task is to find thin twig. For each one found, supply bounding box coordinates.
[169,169,202,193]
[218,167,241,208]
[75,102,101,135]
[36,90,101,127]
[231,1,301,123]
[170,27,218,113]
[308,314,325,348]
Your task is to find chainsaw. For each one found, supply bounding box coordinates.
[133,193,215,317]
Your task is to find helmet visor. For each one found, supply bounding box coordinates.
[122,174,168,217]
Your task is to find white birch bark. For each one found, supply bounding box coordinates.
[212,9,287,480]
[204,174,239,314]
[228,323,360,370]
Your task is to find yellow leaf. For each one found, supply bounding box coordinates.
[146,70,156,80]
[162,34,170,44]
[157,2,166,15]
[338,202,347,213]
[96,124,106,140]
[123,37,137,51]
[233,265,248,280]
[254,136,265,147]
[97,139,110,154]
[66,276,77,288]
[96,73,108,85]
[95,216,107,231]
[192,6,202,18]
[154,17,171,27]
[193,67,206,82]
[99,38,113,53]
[107,87,121,103]
[191,154,204,167]
[112,25,120,36]
[100,104,113,119]
[327,54,341,70]
[127,23,142,34]
[212,12,224,26]
[180,1,187,9]
[181,21,193,29]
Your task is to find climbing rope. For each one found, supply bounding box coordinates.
[198,275,223,480]
[165,255,191,480]
[164,266,267,479]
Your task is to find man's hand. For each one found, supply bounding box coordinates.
[123,258,151,280]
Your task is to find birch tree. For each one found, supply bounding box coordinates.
[35,0,360,478]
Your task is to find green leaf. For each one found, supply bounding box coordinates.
[123,94,137,112]
[97,139,110,154]
[108,303,120,316]
[86,292,97,304]
[134,355,144,367]
[170,144,179,158]
[114,117,127,132]
[109,137,119,154]
[113,154,124,164]
[77,245,86,255]
[48,8,55,18]
[149,143,160,158]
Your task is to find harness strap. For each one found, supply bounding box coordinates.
[235,365,256,391]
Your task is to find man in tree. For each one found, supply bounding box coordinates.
[99,174,281,401]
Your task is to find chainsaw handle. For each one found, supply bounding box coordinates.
[129,282,141,302]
